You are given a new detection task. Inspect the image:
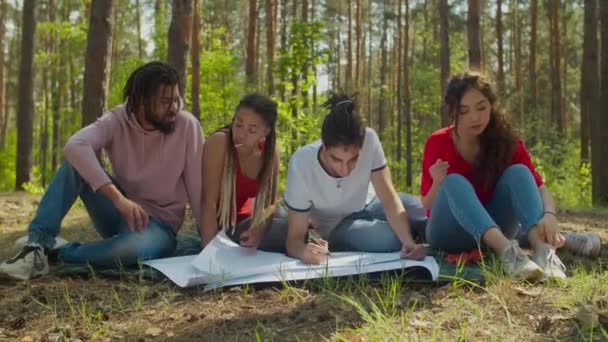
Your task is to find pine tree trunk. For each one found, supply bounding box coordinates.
[496,0,505,96]
[266,0,276,95]
[279,0,287,101]
[581,0,597,163]
[378,0,388,136]
[549,0,563,132]
[16,0,37,190]
[592,0,608,205]
[136,0,143,59]
[246,0,257,87]
[82,0,114,127]
[0,0,6,148]
[190,0,200,118]
[513,1,523,124]
[404,0,412,187]
[346,1,353,87]
[467,0,481,70]
[168,0,194,97]
[529,0,538,112]
[438,0,450,127]
[355,0,362,92]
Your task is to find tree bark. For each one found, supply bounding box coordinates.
[346,0,353,87]
[0,0,6,147]
[378,0,388,136]
[548,0,563,132]
[592,0,608,205]
[82,0,114,127]
[581,0,598,163]
[246,0,257,87]
[168,0,194,97]
[16,0,37,190]
[190,0,200,119]
[439,0,450,127]
[528,0,538,111]
[496,0,505,96]
[404,0,412,187]
[266,0,276,95]
[467,0,481,70]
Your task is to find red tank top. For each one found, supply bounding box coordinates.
[235,161,258,222]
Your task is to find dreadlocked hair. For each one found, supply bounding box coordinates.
[123,61,179,116]
[321,91,364,148]
[217,93,279,234]
[444,71,518,190]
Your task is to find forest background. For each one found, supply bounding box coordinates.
[0,0,607,210]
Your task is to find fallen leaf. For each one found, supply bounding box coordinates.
[145,327,163,337]
[514,286,541,297]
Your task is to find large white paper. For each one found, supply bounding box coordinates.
[145,231,439,288]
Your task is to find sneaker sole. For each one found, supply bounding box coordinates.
[520,267,545,282]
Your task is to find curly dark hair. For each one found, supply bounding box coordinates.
[444,71,518,190]
[123,61,179,116]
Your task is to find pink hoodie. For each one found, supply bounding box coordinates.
[63,104,204,232]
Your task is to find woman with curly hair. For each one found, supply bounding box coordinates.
[421,72,569,281]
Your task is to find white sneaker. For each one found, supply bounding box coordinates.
[561,232,602,258]
[0,246,49,280]
[500,240,545,281]
[532,247,567,280]
[14,235,69,252]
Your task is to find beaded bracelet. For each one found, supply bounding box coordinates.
[543,211,557,217]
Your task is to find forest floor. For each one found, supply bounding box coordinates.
[0,192,607,341]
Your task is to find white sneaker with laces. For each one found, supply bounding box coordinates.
[0,245,49,281]
[14,235,69,252]
[532,247,567,280]
[500,240,545,281]
[561,232,601,258]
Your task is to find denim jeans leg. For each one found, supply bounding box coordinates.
[425,174,497,253]
[485,164,544,240]
[59,218,176,267]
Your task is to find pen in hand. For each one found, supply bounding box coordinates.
[308,230,331,256]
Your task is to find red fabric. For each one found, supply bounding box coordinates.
[235,162,258,223]
[444,249,484,265]
[420,126,543,210]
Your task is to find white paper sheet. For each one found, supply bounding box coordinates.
[145,231,439,288]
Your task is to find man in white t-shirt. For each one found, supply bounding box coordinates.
[284,93,428,264]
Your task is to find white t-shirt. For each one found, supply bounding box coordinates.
[284,127,388,238]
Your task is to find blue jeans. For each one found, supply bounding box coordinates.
[328,193,428,252]
[27,162,176,267]
[426,164,544,253]
[227,205,289,253]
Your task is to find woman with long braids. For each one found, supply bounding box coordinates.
[200,93,286,251]
[421,71,600,281]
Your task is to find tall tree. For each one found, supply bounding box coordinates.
[581,0,598,163]
[190,0,200,118]
[378,0,389,135]
[528,0,538,111]
[467,0,481,70]
[345,1,353,87]
[496,0,505,96]
[81,0,114,127]
[513,0,523,123]
[265,0,276,95]
[245,0,257,87]
[16,0,37,190]
[548,0,563,132]
[135,0,143,59]
[168,0,194,97]
[593,0,608,204]
[438,0,450,127]
[403,0,412,187]
[355,0,362,93]
[0,0,6,147]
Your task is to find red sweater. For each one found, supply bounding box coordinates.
[420,126,543,206]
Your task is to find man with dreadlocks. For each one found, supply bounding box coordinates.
[0,61,204,280]
[200,93,286,251]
